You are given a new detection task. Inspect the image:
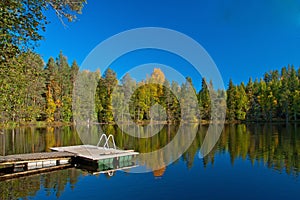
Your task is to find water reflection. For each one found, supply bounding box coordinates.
[0,123,299,199]
[0,126,82,155]
[0,168,81,199]
[1,124,300,175]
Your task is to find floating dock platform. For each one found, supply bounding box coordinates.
[51,145,138,161]
[51,145,139,174]
[0,144,139,180]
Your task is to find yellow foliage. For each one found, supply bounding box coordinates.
[151,68,165,84]
[55,99,62,107]
[46,87,56,122]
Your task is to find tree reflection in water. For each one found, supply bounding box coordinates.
[0,123,299,199]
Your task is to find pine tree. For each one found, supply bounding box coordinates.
[279,67,291,123]
[21,52,46,121]
[288,66,299,120]
[96,68,118,123]
[121,73,136,123]
[74,70,99,123]
[180,77,199,122]
[245,78,254,120]
[162,80,172,122]
[45,57,59,121]
[198,78,211,121]
[170,81,181,121]
[235,83,249,120]
[226,79,236,121]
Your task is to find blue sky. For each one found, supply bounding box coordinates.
[37,0,300,89]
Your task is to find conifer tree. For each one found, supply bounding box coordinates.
[198,78,211,121]
[226,79,236,121]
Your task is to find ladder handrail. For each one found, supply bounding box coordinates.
[96,134,116,150]
[104,134,116,150]
[97,134,108,147]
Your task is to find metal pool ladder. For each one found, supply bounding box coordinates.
[96,134,116,150]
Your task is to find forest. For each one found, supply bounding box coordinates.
[1,50,300,125]
[2,1,300,125]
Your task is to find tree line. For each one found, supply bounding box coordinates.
[1,51,300,124]
[96,65,300,123]
[226,65,300,122]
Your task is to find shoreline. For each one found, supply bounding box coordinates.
[1,119,300,129]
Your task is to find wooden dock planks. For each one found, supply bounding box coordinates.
[51,145,139,161]
[0,152,75,181]
[0,152,75,165]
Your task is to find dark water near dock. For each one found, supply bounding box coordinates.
[0,124,299,199]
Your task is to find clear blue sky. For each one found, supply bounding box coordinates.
[37,0,300,89]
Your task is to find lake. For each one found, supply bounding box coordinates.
[0,123,299,199]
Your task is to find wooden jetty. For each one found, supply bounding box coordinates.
[0,152,74,165]
[0,145,139,180]
[0,134,139,180]
[0,152,74,181]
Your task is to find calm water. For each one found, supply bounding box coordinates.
[0,124,299,199]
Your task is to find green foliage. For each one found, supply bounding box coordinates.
[221,65,300,122]
[0,51,79,123]
[73,70,99,123]
[1,43,300,125]
[0,52,45,122]
[226,79,236,121]
[162,80,180,122]
[235,83,249,120]
[0,0,86,62]
[244,65,300,122]
[96,68,118,123]
[198,78,211,120]
[180,77,199,122]
[44,52,79,122]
